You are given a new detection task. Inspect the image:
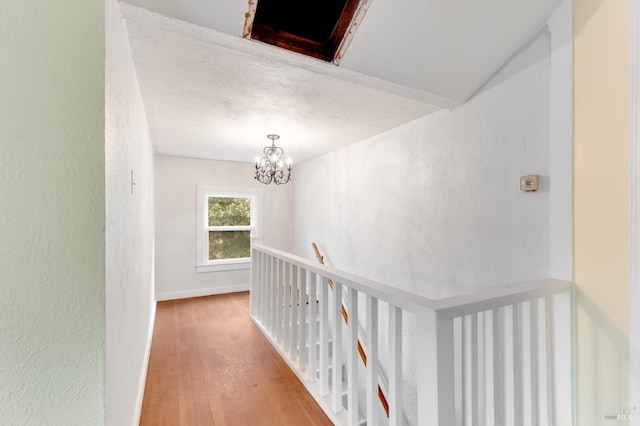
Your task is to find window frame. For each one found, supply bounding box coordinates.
[196,185,262,273]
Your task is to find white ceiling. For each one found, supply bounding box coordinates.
[119,0,563,163]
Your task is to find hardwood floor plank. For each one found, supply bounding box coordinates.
[140,292,332,426]
[194,399,214,426]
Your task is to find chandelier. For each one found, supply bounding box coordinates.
[254,134,292,185]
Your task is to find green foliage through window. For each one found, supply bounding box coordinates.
[209,231,251,260]
[207,197,252,261]
[208,197,250,226]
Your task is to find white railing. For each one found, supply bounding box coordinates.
[249,244,572,426]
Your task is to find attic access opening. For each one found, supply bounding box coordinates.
[244,0,369,63]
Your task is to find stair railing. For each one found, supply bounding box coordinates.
[249,243,572,426]
[311,242,391,418]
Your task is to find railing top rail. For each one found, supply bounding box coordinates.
[252,244,572,318]
[253,244,436,312]
[433,278,573,320]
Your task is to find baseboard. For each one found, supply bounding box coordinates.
[155,284,250,301]
[133,300,156,426]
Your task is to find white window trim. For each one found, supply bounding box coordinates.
[196,185,263,273]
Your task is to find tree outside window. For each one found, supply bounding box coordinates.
[207,197,252,261]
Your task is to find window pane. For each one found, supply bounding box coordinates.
[209,231,251,260]
[208,197,251,226]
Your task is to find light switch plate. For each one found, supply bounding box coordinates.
[520,175,539,192]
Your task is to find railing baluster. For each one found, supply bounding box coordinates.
[260,251,267,326]
[537,299,549,425]
[278,260,286,343]
[269,255,276,334]
[521,302,532,426]
[478,311,486,426]
[274,256,280,336]
[291,265,299,360]
[462,315,471,425]
[299,268,307,370]
[472,312,480,426]
[530,298,539,426]
[493,307,505,425]
[545,296,555,426]
[504,305,515,425]
[389,304,402,426]
[284,261,291,351]
[347,287,359,425]
[320,276,330,396]
[332,280,343,413]
[514,303,523,426]
[308,271,317,382]
[257,250,263,320]
[366,295,379,425]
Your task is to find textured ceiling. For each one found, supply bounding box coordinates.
[119,0,563,163]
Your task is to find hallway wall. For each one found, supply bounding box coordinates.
[154,155,293,300]
[294,30,559,300]
[292,11,573,424]
[0,1,106,424]
[105,1,157,425]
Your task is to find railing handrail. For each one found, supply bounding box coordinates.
[253,243,435,312]
[433,278,573,319]
[253,244,572,317]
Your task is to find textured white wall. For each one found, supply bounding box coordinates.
[105,1,156,425]
[0,1,106,424]
[549,0,574,282]
[295,33,552,299]
[154,155,293,300]
[294,17,573,425]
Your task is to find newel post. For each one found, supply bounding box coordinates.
[417,308,455,426]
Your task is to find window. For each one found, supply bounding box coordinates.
[207,197,252,260]
[196,186,262,273]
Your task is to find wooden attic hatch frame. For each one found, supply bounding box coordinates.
[243,0,373,64]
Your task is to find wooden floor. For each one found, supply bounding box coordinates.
[140,292,333,426]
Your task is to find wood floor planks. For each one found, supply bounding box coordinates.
[140,292,333,426]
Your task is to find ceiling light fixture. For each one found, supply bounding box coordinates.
[254,134,292,185]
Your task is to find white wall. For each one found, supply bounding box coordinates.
[294,7,572,424]
[294,17,574,424]
[154,155,293,300]
[105,1,156,425]
[295,32,554,300]
[0,1,106,424]
[549,0,574,282]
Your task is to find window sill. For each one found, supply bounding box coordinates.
[196,260,250,273]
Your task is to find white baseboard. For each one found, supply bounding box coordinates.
[133,300,156,426]
[155,284,250,301]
